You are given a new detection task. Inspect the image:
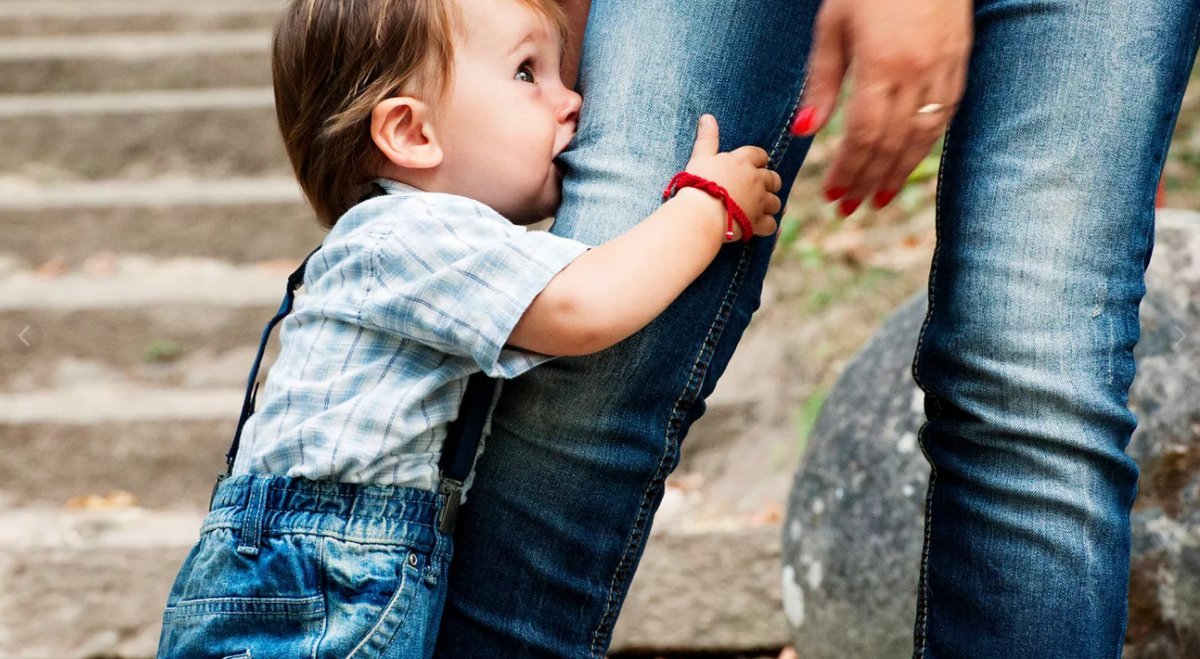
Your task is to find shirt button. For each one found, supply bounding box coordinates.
[408,552,418,567]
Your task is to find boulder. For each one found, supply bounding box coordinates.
[783,210,1200,658]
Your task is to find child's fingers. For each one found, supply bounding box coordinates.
[765,193,783,216]
[761,169,783,193]
[733,146,769,167]
[756,215,779,236]
[690,114,720,160]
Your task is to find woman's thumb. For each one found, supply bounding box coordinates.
[691,113,720,159]
[791,18,847,136]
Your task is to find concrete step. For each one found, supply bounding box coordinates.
[0,88,285,182]
[0,508,203,658]
[0,254,297,310]
[0,382,756,513]
[1,178,325,266]
[0,506,783,657]
[0,0,281,38]
[0,411,236,510]
[0,31,271,94]
[0,257,291,392]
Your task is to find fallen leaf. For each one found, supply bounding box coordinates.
[35,257,68,279]
[83,251,119,277]
[64,490,138,510]
[666,472,705,493]
[747,500,783,526]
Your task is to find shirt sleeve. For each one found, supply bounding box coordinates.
[360,194,590,379]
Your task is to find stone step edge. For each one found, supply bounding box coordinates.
[0,86,272,117]
[0,382,757,425]
[0,30,270,61]
[0,385,245,425]
[0,1,281,19]
[0,253,302,311]
[0,504,779,551]
[0,517,784,654]
[0,506,205,549]
[0,176,300,210]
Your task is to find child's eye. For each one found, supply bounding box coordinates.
[515,61,537,84]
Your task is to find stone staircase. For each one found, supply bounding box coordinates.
[0,2,788,656]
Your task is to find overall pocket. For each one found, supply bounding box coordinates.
[157,529,325,659]
[316,536,436,658]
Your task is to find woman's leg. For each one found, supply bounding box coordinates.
[434,0,821,656]
[913,1,1200,656]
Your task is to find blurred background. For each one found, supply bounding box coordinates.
[0,1,1197,657]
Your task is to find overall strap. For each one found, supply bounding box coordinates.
[220,182,388,480]
[222,244,322,477]
[436,372,497,533]
[211,183,498,531]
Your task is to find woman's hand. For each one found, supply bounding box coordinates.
[790,0,973,214]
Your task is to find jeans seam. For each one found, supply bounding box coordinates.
[586,88,802,654]
[312,536,329,659]
[588,238,756,658]
[910,119,953,659]
[346,557,413,658]
[769,77,808,170]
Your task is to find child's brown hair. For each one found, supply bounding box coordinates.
[272,0,568,228]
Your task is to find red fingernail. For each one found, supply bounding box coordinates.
[790,107,816,136]
[824,186,848,202]
[838,198,862,216]
[873,190,898,209]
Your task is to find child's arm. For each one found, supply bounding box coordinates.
[508,114,784,356]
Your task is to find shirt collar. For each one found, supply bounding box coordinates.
[373,178,423,196]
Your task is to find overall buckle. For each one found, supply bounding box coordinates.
[437,477,464,534]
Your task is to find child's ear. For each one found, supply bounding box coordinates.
[370,97,443,169]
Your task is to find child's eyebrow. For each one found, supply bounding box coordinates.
[504,28,547,56]
[507,30,540,56]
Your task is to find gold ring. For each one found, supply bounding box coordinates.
[916,103,947,115]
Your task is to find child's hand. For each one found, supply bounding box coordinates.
[684,114,784,240]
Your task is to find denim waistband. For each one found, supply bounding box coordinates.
[201,474,443,555]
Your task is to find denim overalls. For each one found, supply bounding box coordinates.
[155,223,495,658]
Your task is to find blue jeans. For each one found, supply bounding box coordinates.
[157,475,452,658]
[435,1,1200,658]
[435,1,819,656]
[912,1,1200,657]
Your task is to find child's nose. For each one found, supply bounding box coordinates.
[558,90,582,127]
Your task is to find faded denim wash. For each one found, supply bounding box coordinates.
[158,475,451,658]
[434,0,1200,656]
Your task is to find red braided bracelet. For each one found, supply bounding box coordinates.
[661,171,754,243]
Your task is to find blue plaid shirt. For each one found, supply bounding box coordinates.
[230,179,590,490]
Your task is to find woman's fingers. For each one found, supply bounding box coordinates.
[821,79,891,215]
[796,0,973,216]
[871,61,966,208]
[866,82,932,209]
[844,80,919,206]
[824,71,959,215]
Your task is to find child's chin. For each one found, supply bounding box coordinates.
[538,190,562,219]
[511,204,555,226]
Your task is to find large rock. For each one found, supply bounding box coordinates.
[783,210,1200,658]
